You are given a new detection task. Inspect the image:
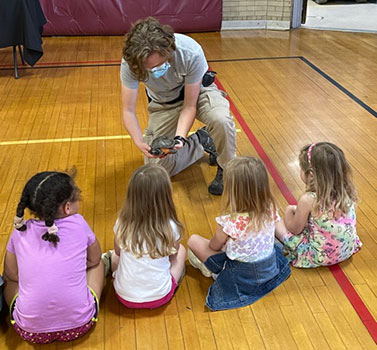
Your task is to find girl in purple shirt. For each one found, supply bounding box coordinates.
[3,171,104,344]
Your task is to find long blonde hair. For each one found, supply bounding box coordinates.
[299,142,358,217]
[222,157,277,231]
[122,17,176,81]
[116,164,183,259]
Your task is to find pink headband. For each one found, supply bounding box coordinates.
[307,143,317,167]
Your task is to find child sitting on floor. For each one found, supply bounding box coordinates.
[102,164,186,308]
[3,171,104,344]
[187,156,291,311]
[275,142,362,268]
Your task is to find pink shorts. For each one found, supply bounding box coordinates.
[116,275,178,309]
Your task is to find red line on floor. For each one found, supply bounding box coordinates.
[0,59,121,68]
[214,76,377,343]
[1,55,375,340]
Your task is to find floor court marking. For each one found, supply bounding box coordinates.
[0,59,121,67]
[0,130,242,146]
[0,134,132,146]
[209,56,377,119]
[1,56,376,119]
[213,75,377,343]
[1,56,376,341]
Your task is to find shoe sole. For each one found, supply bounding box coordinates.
[197,127,217,157]
[208,186,223,195]
[208,152,217,166]
[188,249,212,277]
[101,251,113,277]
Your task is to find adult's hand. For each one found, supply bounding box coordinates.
[136,141,156,158]
[136,141,171,159]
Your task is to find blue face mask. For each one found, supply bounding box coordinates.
[149,62,170,79]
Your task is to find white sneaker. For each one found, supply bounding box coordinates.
[101,250,113,277]
[188,249,212,278]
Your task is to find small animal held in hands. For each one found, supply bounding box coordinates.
[149,136,177,156]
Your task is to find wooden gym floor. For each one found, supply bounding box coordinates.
[0,28,377,349]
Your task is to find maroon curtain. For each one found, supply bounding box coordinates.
[40,0,222,35]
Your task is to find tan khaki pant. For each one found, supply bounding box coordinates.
[144,84,236,176]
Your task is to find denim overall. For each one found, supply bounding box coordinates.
[204,243,291,311]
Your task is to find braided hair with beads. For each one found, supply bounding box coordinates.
[13,171,81,247]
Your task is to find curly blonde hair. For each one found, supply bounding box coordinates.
[122,17,176,81]
[299,142,358,217]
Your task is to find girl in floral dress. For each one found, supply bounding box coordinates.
[275,142,362,268]
[187,157,290,311]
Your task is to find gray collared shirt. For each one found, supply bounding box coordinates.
[120,33,208,103]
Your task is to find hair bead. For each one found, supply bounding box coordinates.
[14,215,25,230]
[47,223,59,235]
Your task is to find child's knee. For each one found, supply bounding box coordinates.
[187,234,200,249]
[177,244,186,258]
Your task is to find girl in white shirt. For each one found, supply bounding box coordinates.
[103,164,186,308]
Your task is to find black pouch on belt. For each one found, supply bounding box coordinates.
[202,71,217,87]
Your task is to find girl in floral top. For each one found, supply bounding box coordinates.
[187,157,290,311]
[275,142,362,268]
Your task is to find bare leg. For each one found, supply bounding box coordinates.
[87,261,105,300]
[3,276,18,306]
[111,252,120,272]
[169,244,186,282]
[275,220,290,243]
[187,234,223,263]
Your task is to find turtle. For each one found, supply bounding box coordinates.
[149,136,177,156]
